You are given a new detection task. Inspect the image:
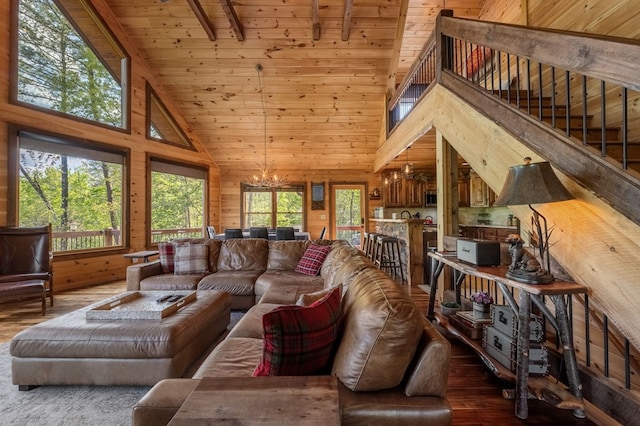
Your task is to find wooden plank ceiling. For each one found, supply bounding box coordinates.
[104,0,486,176]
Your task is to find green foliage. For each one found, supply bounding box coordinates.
[17,0,122,127]
[151,172,204,230]
[244,188,303,228]
[19,151,123,234]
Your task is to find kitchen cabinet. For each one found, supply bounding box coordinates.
[383,175,405,207]
[406,178,427,207]
[468,170,495,207]
[459,225,516,242]
[458,174,470,207]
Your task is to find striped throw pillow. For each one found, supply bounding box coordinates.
[295,243,332,276]
[174,244,209,275]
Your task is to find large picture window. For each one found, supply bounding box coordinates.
[242,184,305,230]
[11,129,127,253]
[149,158,208,243]
[13,0,129,129]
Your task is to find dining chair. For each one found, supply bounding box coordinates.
[275,227,295,240]
[249,227,269,239]
[319,226,327,240]
[224,228,244,239]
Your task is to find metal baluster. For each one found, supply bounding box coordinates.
[625,338,631,389]
[584,294,591,367]
[526,59,531,115]
[565,70,571,137]
[622,87,628,169]
[582,75,588,146]
[538,62,543,121]
[604,314,610,377]
[507,53,512,103]
[601,80,606,156]
[515,56,520,108]
[551,66,557,128]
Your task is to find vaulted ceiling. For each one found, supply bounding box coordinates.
[104,0,486,176]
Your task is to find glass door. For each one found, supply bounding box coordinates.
[330,183,366,248]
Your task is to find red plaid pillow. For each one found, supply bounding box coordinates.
[158,242,175,273]
[295,243,332,276]
[253,285,341,376]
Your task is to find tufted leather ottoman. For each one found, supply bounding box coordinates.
[10,290,231,390]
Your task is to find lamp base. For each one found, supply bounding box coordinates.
[506,269,554,285]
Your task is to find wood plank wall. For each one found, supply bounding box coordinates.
[0,0,220,291]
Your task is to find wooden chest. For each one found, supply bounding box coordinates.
[490,304,545,343]
[482,325,549,375]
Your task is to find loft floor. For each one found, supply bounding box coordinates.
[1,280,595,425]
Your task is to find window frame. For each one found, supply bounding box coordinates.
[145,82,196,150]
[9,0,131,133]
[7,124,131,259]
[146,155,210,247]
[241,183,307,230]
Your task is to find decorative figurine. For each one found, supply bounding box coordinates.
[505,233,553,284]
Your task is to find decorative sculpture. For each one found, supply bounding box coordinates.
[505,233,551,284]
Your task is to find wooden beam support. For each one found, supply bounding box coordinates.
[187,0,216,41]
[386,0,410,99]
[312,0,320,41]
[219,0,244,41]
[341,0,353,41]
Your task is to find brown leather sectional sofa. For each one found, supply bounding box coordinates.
[130,239,452,425]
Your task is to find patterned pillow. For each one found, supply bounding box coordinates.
[253,285,341,376]
[158,242,175,273]
[295,243,332,276]
[174,244,209,275]
[296,284,343,307]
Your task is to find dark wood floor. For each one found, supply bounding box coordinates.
[1,281,596,425]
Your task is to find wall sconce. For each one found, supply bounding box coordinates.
[493,158,573,284]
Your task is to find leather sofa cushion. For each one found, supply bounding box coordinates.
[327,254,371,293]
[338,381,452,426]
[194,337,263,378]
[321,243,363,283]
[197,270,263,296]
[257,283,323,305]
[140,273,203,291]
[266,240,311,270]
[227,303,283,339]
[217,238,269,271]
[332,268,423,391]
[254,270,324,300]
[403,319,451,397]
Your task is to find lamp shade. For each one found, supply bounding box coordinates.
[493,161,573,206]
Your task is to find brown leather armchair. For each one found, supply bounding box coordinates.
[0,224,53,315]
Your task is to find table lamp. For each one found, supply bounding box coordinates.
[493,158,574,284]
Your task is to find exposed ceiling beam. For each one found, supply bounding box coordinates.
[219,0,245,41]
[312,0,321,40]
[341,0,354,41]
[387,0,410,99]
[187,0,216,41]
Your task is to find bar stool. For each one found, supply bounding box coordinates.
[374,235,405,282]
[366,232,382,262]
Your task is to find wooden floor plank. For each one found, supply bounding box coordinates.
[0,280,595,425]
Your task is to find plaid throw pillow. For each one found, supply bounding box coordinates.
[253,285,341,376]
[174,244,209,275]
[158,242,175,273]
[295,243,332,276]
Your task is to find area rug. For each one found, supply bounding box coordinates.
[0,311,245,425]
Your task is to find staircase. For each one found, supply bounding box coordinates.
[494,89,640,173]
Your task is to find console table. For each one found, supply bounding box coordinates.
[168,376,340,425]
[427,251,587,420]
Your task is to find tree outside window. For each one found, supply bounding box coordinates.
[16,130,125,253]
[14,0,128,129]
[150,159,207,243]
[243,184,305,230]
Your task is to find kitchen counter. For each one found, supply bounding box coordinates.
[370,219,424,286]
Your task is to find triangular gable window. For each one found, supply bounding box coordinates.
[13,0,129,130]
[146,83,195,150]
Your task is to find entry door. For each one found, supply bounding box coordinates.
[330,183,366,248]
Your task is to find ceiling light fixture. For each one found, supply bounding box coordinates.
[402,146,414,178]
[247,64,287,188]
